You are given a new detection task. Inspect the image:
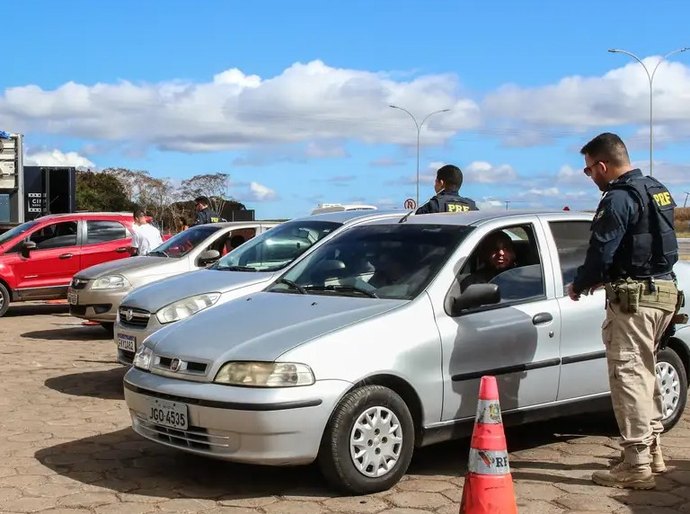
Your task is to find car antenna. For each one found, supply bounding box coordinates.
[398,210,414,224]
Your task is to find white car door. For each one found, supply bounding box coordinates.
[433,220,562,421]
[543,217,610,400]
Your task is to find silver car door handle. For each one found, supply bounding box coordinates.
[59,253,73,259]
[532,312,553,325]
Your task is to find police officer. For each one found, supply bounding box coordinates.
[566,132,679,490]
[193,196,221,225]
[415,164,478,214]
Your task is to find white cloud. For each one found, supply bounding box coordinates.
[556,164,587,185]
[521,187,561,197]
[464,161,518,183]
[482,57,690,145]
[476,199,505,210]
[24,149,95,169]
[0,60,480,154]
[247,181,277,202]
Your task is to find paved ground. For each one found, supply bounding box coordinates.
[3,304,690,513]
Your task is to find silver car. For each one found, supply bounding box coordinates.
[114,210,402,364]
[68,221,277,331]
[124,211,690,494]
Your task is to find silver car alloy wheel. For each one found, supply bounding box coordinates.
[349,406,403,478]
[656,360,681,420]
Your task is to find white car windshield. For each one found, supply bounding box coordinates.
[213,220,341,272]
[148,225,220,258]
[269,223,473,300]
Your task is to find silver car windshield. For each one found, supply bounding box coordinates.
[148,225,220,258]
[269,224,473,300]
[0,220,38,246]
[213,220,341,272]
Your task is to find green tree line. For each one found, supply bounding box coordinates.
[76,168,246,232]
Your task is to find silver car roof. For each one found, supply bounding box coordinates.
[358,209,594,227]
[285,209,405,224]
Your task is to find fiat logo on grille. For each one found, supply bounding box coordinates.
[124,309,134,322]
[170,358,181,372]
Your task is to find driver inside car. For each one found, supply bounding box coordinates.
[461,231,517,290]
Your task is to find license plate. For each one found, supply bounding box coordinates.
[67,291,78,305]
[117,333,136,352]
[147,398,188,430]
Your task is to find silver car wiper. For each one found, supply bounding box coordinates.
[275,278,307,294]
[305,284,378,298]
[148,250,169,257]
[219,265,258,272]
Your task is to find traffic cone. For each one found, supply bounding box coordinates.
[459,375,517,513]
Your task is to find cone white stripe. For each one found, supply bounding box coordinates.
[475,399,503,424]
[468,448,511,475]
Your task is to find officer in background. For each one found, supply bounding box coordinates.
[193,196,221,225]
[566,132,680,490]
[415,164,478,214]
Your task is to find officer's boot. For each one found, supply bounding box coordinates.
[611,436,666,474]
[592,462,655,489]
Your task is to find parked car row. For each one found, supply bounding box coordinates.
[117,210,689,494]
[5,209,690,495]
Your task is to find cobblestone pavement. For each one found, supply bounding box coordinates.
[2,303,690,513]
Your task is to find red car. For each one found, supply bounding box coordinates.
[0,212,137,317]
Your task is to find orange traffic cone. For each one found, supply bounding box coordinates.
[459,375,517,513]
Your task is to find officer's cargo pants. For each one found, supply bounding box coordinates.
[602,281,677,465]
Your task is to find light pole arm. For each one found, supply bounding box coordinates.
[609,49,652,83]
[389,105,451,206]
[389,105,419,132]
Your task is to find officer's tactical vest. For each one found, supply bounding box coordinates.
[438,194,474,212]
[610,175,678,278]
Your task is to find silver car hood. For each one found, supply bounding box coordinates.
[123,269,275,310]
[76,256,171,279]
[149,292,403,362]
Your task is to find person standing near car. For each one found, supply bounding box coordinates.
[567,132,680,490]
[131,210,163,256]
[415,164,478,214]
[193,196,221,225]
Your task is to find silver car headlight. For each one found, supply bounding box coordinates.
[92,275,129,290]
[133,346,154,371]
[156,293,221,324]
[214,362,315,387]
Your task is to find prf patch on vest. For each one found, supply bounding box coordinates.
[652,191,673,207]
[446,203,470,212]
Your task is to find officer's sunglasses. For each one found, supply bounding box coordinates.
[583,160,607,177]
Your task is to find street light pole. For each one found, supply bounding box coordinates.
[608,47,689,176]
[389,105,450,205]
[684,192,690,208]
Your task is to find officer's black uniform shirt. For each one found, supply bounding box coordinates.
[194,207,220,226]
[415,189,478,214]
[572,169,655,294]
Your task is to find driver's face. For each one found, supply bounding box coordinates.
[485,239,516,270]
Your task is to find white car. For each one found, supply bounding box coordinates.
[114,210,402,364]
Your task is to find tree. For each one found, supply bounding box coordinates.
[102,168,179,231]
[179,172,232,215]
[76,170,133,212]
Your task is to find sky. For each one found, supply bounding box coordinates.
[2,0,690,219]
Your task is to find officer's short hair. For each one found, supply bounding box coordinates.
[436,164,463,190]
[133,209,146,219]
[580,132,631,167]
[194,196,210,207]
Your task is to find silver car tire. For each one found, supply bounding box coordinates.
[0,282,9,317]
[657,347,688,432]
[318,385,414,494]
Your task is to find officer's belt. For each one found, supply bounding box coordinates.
[604,278,678,314]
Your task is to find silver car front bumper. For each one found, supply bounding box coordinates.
[123,368,351,465]
[68,285,131,323]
